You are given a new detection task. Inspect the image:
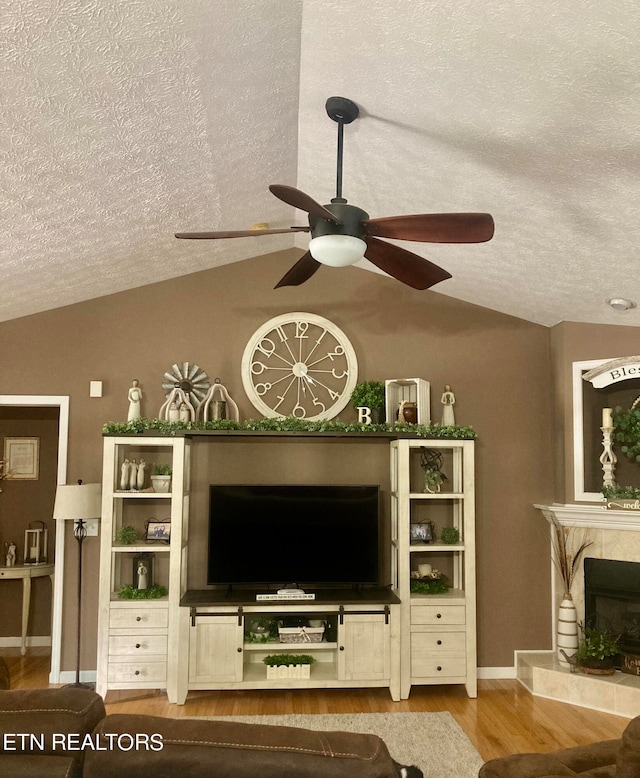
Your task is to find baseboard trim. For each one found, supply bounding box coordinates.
[478,666,517,679]
[58,670,97,684]
[0,636,51,648]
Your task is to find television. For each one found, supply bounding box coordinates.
[207,484,380,588]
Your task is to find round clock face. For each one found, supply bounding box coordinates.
[241,312,358,421]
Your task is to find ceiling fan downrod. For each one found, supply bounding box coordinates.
[325,96,359,202]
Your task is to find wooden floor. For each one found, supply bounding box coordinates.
[2,649,629,762]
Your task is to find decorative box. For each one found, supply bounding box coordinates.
[622,653,640,676]
[266,664,311,680]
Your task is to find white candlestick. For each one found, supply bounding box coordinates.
[602,407,613,428]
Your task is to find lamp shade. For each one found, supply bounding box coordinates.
[53,482,101,521]
[308,235,367,267]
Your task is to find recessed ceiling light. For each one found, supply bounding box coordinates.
[607,298,637,311]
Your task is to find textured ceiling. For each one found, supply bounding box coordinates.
[2,0,639,326]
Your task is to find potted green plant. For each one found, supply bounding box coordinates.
[351,381,386,423]
[577,624,620,675]
[115,525,138,545]
[263,653,315,680]
[151,463,172,493]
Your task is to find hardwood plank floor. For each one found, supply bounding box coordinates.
[1,649,629,762]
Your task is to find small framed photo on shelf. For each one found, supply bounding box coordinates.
[410,519,435,545]
[145,519,171,543]
[132,553,154,590]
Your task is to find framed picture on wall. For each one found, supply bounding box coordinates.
[4,437,39,480]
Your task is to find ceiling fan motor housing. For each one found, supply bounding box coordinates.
[309,201,369,239]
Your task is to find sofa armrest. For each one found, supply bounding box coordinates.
[479,753,579,777]
[84,713,405,778]
[0,688,105,771]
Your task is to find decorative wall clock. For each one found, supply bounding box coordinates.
[241,312,358,420]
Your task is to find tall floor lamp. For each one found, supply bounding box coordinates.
[53,480,101,688]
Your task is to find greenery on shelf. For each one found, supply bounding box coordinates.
[410,577,449,595]
[151,463,172,476]
[117,584,168,600]
[263,653,315,667]
[115,525,138,545]
[602,485,640,500]
[577,624,620,662]
[350,381,386,410]
[440,526,460,545]
[103,416,477,440]
[419,448,447,492]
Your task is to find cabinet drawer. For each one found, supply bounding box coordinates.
[109,607,168,630]
[411,605,465,626]
[107,661,167,684]
[108,635,168,657]
[411,653,467,679]
[411,631,466,654]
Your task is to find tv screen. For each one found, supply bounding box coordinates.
[207,484,380,588]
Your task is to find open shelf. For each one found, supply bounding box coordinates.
[243,641,337,651]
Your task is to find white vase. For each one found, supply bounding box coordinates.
[557,595,579,666]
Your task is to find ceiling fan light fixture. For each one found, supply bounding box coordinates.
[309,234,367,267]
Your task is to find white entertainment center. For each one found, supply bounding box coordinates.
[95,432,476,703]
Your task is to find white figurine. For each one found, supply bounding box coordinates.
[137,561,148,590]
[136,459,146,490]
[120,459,130,491]
[127,379,142,422]
[129,459,138,491]
[5,542,16,567]
[441,384,456,426]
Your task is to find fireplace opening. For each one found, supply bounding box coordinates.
[584,558,640,663]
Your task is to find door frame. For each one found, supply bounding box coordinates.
[0,395,69,682]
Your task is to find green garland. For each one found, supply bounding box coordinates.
[117,584,168,600]
[410,578,449,595]
[103,416,477,439]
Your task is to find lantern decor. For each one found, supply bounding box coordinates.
[24,520,48,564]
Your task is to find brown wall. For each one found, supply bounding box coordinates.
[0,407,58,639]
[0,248,555,669]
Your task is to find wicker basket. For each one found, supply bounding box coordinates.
[278,626,324,643]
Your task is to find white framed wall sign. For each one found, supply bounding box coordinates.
[4,436,40,480]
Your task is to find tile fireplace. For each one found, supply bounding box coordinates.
[517,504,640,717]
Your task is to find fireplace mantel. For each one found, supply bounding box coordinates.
[535,503,640,532]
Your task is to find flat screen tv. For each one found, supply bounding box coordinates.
[207,484,380,588]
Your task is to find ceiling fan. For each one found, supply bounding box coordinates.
[175,97,494,290]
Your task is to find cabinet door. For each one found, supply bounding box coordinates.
[189,616,243,683]
[338,614,390,681]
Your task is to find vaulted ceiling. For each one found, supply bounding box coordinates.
[2,1,639,326]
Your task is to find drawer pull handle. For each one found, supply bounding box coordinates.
[436,613,442,619]
[437,666,442,672]
[136,616,142,622]
[437,640,442,645]
[135,643,141,649]
[339,646,345,651]
[237,647,243,653]
[134,670,140,675]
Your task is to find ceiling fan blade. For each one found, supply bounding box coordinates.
[175,227,309,240]
[274,251,322,288]
[269,185,343,225]
[364,237,452,290]
[363,213,494,243]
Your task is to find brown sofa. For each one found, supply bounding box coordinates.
[479,715,640,778]
[0,657,420,778]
